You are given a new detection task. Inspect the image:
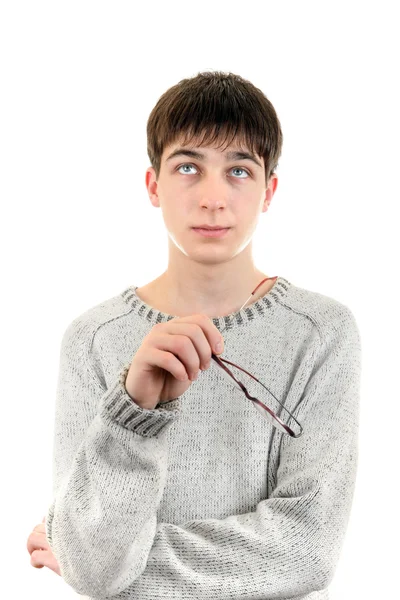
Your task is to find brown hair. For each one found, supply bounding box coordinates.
[146,70,283,185]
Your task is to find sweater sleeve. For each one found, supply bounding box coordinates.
[89,307,362,600]
[44,318,182,598]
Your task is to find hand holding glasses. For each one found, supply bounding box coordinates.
[124,278,303,437]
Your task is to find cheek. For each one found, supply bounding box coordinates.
[238,212,262,239]
[160,201,190,228]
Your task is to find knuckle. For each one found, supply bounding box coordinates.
[188,323,202,336]
[165,353,177,366]
[176,335,191,350]
[150,323,163,336]
[198,314,212,325]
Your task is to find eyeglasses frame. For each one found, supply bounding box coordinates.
[212,276,304,439]
[210,352,303,438]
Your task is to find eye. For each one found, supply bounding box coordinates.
[176,163,250,178]
[177,164,198,175]
[230,167,250,178]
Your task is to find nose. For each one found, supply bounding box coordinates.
[198,176,229,209]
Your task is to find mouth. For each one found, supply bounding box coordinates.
[192,227,231,238]
[192,225,231,230]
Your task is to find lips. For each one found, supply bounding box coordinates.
[192,227,231,238]
[193,227,229,230]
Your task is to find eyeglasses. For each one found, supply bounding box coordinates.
[211,277,303,438]
[210,352,303,438]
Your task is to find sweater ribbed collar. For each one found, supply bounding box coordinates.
[121,276,291,332]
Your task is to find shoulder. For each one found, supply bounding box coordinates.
[59,285,135,354]
[280,278,361,346]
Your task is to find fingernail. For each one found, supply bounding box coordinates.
[215,341,223,353]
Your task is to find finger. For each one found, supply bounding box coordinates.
[170,314,224,355]
[149,345,196,383]
[175,319,223,370]
[30,552,45,568]
[151,331,202,381]
[43,551,62,576]
[27,530,49,555]
[156,319,221,374]
[31,549,61,575]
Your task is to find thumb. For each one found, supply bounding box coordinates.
[42,516,46,523]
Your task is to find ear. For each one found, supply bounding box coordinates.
[145,167,161,208]
[262,174,278,213]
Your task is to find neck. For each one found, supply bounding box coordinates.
[146,268,275,319]
[137,237,278,318]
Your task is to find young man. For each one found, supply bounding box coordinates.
[28,71,361,599]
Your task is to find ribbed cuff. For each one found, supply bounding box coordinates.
[99,363,181,437]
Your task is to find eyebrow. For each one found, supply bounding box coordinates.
[165,148,263,169]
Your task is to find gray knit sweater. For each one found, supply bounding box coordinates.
[45,276,361,600]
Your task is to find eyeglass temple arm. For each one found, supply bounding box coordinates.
[211,353,303,438]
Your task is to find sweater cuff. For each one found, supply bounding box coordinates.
[99,363,181,437]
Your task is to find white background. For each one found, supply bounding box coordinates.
[1,1,399,598]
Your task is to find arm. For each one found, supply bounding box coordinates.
[101,308,362,599]
[45,318,181,598]
[47,307,361,599]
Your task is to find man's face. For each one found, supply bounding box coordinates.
[145,138,278,264]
